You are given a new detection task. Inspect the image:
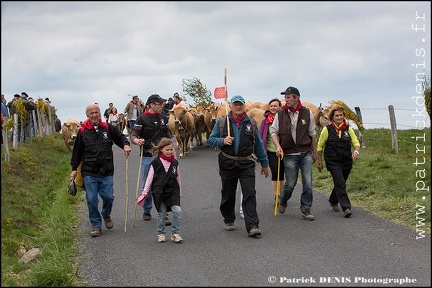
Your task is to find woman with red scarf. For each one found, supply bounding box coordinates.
[258,98,284,203]
[317,105,360,218]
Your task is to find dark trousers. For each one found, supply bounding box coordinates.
[328,165,352,210]
[219,165,259,232]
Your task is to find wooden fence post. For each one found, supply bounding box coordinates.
[388,105,398,154]
[354,107,364,149]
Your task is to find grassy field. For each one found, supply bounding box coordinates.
[1,128,430,286]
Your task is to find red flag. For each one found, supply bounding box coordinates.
[214,87,226,99]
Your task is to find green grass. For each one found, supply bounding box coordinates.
[1,128,430,286]
[1,133,85,287]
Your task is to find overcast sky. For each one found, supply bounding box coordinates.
[1,1,430,130]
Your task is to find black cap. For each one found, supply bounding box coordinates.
[14,94,20,98]
[146,94,166,105]
[280,86,300,96]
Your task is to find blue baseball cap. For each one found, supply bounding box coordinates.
[230,95,245,104]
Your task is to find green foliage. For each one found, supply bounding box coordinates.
[181,77,213,107]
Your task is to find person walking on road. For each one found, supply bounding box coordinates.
[317,104,360,218]
[130,94,172,225]
[270,86,317,221]
[70,103,131,237]
[138,137,183,243]
[259,97,285,203]
[208,95,269,238]
[124,95,143,134]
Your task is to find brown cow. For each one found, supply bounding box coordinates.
[168,104,195,158]
[117,113,127,135]
[190,106,206,147]
[246,108,265,129]
[203,103,219,146]
[62,119,81,151]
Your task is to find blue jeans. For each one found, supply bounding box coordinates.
[141,156,155,214]
[157,203,181,235]
[280,151,313,208]
[84,175,114,228]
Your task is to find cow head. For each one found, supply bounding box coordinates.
[62,120,81,151]
[317,106,330,128]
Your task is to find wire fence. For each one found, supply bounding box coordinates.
[358,107,430,130]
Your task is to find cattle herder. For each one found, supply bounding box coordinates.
[130,94,173,225]
[70,103,131,237]
[208,95,269,238]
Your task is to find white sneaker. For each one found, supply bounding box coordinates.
[158,234,166,243]
[170,233,183,243]
[240,211,244,219]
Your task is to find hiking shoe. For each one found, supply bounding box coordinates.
[171,234,183,243]
[103,217,113,229]
[330,204,341,212]
[301,205,315,221]
[90,227,102,237]
[224,222,235,231]
[143,213,151,221]
[158,234,166,243]
[165,216,172,226]
[248,227,262,238]
[344,208,352,218]
[279,202,287,214]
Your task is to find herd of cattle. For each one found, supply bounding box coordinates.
[61,101,331,156]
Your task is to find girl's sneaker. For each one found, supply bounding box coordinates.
[158,234,166,243]
[170,234,183,243]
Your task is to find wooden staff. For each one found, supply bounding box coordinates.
[274,152,284,216]
[124,157,129,232]
[224,68,230,137]
[133,144,143,228]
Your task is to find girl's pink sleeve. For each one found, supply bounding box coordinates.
[142,166,155,194]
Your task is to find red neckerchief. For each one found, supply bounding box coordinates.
[160,153,174,162]
[80,119,109,134]
[111,112,117,116]
[265,113,275,124]
[282,100,303,113]
[230,112,246,128]
[144,110,161,118]
[331,120,348,132]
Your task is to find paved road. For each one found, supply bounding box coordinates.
[77,143,431,287]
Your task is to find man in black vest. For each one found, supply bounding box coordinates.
[271,86,317,221]
[70,103,131,237]
[130,94,172,225]
[208,95,269,238]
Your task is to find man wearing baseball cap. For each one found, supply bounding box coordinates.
[130,94,172,225]
[208,94,269,238]
[270,86,317,221]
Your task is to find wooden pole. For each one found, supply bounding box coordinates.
[354,107,364,149]
[388,105,398,154]
[124,157,129,232]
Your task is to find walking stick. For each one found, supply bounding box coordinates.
[124,157,129,232]
[133,144,143,227]
[274,152,284,216]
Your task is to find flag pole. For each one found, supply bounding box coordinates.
[224,68,230,137]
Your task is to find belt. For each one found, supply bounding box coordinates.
[221,152,254,161]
